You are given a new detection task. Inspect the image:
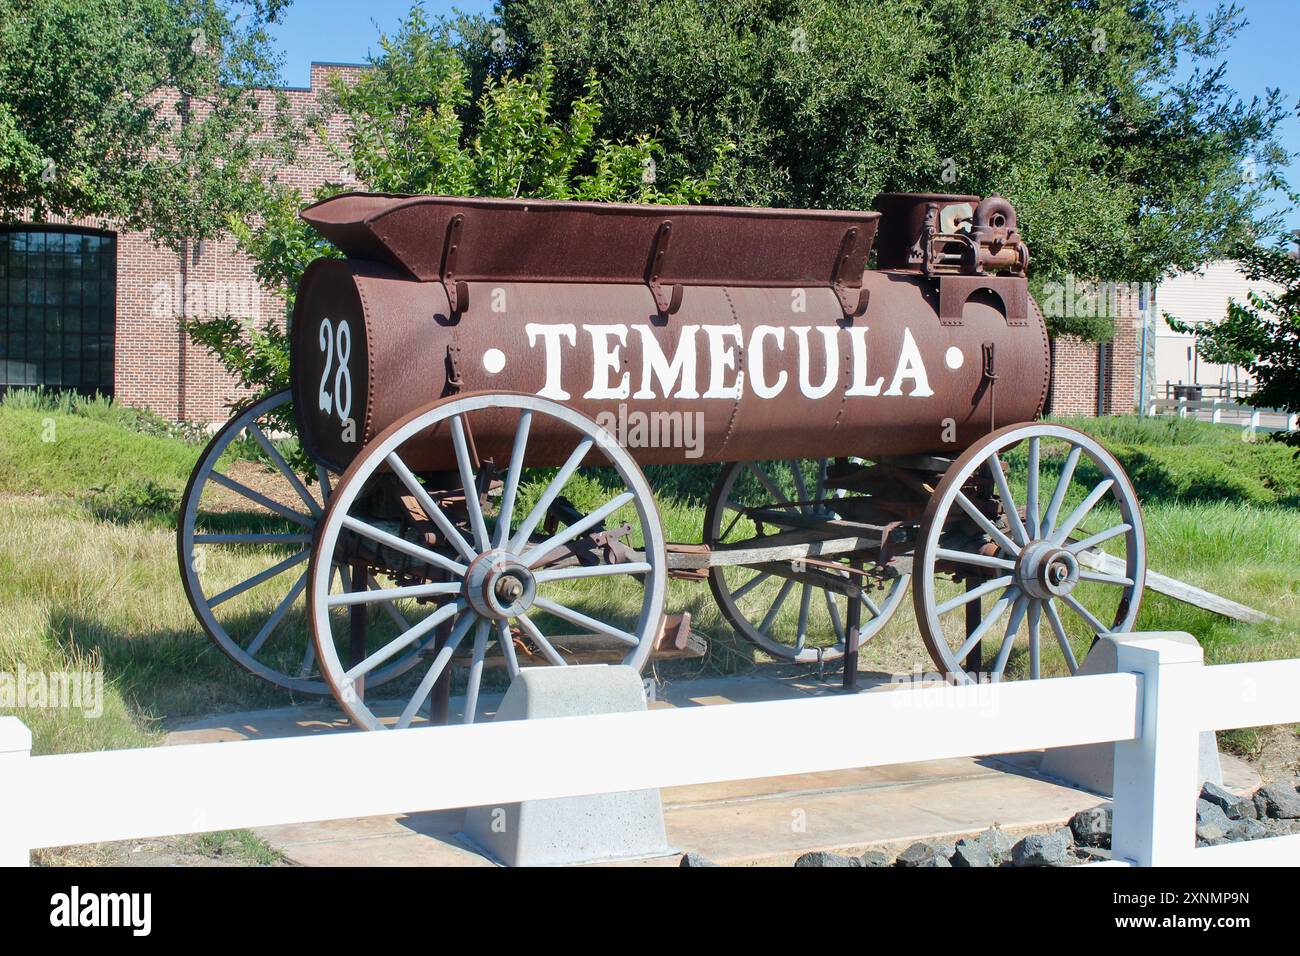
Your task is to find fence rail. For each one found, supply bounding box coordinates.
[1147,396,1297,434]
[2,634,1298,867]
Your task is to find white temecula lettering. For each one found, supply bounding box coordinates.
[584,324,630,399]
[748,325,787,399]
[526,323,577,399]
[634,324,699,399]
[702,324,744,399]
[522,322,939,402]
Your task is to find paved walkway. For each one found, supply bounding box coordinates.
[165,672,1259,866]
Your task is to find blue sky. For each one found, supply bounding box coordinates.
[267,0,1298,230]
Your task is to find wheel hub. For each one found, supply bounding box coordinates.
[465,550,537,619]
[1016,541,1079,601]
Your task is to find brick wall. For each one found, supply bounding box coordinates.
[1047,288,1142,417]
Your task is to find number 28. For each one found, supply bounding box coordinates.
[318,318,353,425]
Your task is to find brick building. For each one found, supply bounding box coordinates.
[1,62,1139,425]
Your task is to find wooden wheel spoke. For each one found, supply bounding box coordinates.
[386,452,476,563]
[193,532,311,545]
[954,490,1021,556]
[208,471,314,529]
[327,581,462,607]
[991,593,1030,677]
[1025,437,1041,540]
[450,415,490,552]
[823,588,846,643]
[208,549,309,608]
[1027,599,1042,680]
[521,491,636,567]
[731,570,771,602]
[515,613,567,666]
[794,584,812,654]
[934,547,1016,571]
[534,561,652,583]
[1050,479,1115,545]
[509,437,595,552]
[462,620,491,724]
[1061,592,1111,637]
[1078,570,1134,587]
[494,410,532,548]
[345,599,465,682]
[531,596,639,647]
[954,588,1019,662]
[759,578,796,634]
[245,569,308,656]
[395,612,477,730]
[987,454,1028,546]
[340,515,468,578]
[1043,600,1080,674]
[790,462,811,514]
[1042,445,1082,537]
[746,462,790,506]
[247,422,321,517]
[1067,523,1132,554]
[497,620,520,678]
[934,575,1015,616]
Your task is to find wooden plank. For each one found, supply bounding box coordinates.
[663,529,880,570]
[1075,548,1275,625]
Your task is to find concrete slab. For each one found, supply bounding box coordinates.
[164,672,1259,867]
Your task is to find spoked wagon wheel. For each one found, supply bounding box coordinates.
[705,459,909,664]
[178,390,434,694]
[307,392,668,731]
[914,423,1145,684]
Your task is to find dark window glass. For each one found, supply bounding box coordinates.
[0,228,115,397]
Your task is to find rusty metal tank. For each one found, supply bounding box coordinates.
[290,193,1049,471]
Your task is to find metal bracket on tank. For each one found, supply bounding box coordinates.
[440,214,470,314]
[831,227,871,318]
[646,220,685,316]
[938,275,1029,327]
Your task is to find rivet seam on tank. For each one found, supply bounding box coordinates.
[715,287,743,459]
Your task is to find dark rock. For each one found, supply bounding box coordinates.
[794,851,862,868]
[951,839,995,868]
[1200,781,1256,821]
[1070,804,1113,847]
[1074,846,1112,863]
[1253,781,1300,820]
[679,852,719,867]
[1229,818,1269,842]
[1011,828,1074,867]
[975,826,1015,862]
[895,842,952,867]
[859,850,892,867]
[1196,799,1233,843]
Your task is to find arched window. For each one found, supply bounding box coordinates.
[0,227,117,397]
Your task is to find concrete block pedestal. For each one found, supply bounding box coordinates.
[463,665,671,866]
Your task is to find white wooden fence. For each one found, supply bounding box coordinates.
[1148,396,1297,435]
[2,634,1298,867]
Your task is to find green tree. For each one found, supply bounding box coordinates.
[499,0,1293,335]
[0,0,295,246]
[187,6,726,398]
[1167,238,1300,449]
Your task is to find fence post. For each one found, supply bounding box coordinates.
[0,717,32,867]
[1110,636,1204,866]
